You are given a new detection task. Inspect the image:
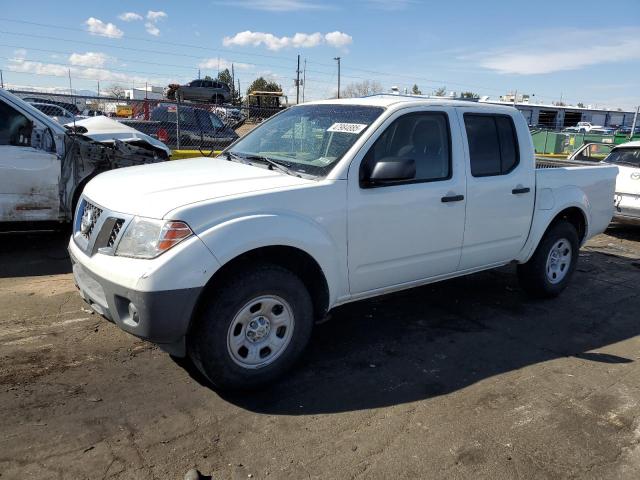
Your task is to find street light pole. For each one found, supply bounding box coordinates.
[296,54,300,104]
[334,57,341,99]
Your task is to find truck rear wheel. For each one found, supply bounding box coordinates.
[188,264,314,390]
[517,221,579,298]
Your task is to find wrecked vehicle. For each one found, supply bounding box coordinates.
[0,89,170,227]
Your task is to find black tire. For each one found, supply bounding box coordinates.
[188,264,314,390]
[517,221,579,298]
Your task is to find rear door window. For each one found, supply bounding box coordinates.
[464,114,519,177]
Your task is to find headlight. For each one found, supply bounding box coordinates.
[115,217,193,259]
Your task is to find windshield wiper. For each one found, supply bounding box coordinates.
[241,153,301,177]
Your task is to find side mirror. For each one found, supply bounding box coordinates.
[365,157,416,186]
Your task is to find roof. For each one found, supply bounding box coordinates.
[304,94,517,112]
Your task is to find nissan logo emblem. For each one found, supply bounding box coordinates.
[80,208,94,235]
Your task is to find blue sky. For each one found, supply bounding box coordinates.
[1,0,639,109]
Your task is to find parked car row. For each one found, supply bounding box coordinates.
[120,104,239,150]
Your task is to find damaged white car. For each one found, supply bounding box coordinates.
[0,89,170,228]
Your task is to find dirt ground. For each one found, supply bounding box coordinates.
[1,226,640,480]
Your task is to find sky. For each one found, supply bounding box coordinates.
[1,0,639,109]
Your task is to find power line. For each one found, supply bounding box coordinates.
[0,17,300,63]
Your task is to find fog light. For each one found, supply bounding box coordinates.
[128,303,140,324]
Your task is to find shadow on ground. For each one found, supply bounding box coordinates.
[203,251,640,415]
[0,230,71,278]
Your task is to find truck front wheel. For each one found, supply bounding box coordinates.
[517,221,579,298]
[188,264,314,390]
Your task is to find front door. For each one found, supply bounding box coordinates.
[0,101,60,222]
[347,108,467,294]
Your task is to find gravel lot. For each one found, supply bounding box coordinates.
[1,226,639,479]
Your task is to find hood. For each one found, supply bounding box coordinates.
[66,116,172,157]
[82,157,312,218]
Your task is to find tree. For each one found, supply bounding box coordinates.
[577,102,585,108]
[411,84,422,95]
[217,68,233,87]
[107,84,125,99]
[461,91,480,99]
[433,86,447,96]
[341,80,384,98]
[247,77,283,107]
[203,75,213,81]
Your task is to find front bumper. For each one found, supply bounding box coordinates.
[70,250,202,356]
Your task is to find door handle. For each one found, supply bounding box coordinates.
[512,187,531,195]
[441,194,464,203]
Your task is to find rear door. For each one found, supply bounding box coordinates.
[456,108,535,270]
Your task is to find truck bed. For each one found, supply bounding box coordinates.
[535,163,618,237]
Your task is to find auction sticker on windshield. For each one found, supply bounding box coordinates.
[327,123,368,134]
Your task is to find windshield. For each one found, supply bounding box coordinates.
[228,104,384,177]
[604,148,640,168]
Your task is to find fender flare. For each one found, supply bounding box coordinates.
[517,186,590,263]
[197,213,346,306]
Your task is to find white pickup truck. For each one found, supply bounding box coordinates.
[0,89,170,227]
[69,96,617,389]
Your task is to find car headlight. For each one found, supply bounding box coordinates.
[115,217,193,259]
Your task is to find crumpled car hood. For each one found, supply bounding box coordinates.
[66,116,171,157]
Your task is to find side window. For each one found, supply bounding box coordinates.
[209,113,224,129]
[361,112,451,184]
[0,101,31,147]
[464,114,519,177]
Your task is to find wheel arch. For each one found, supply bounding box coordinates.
[518,202,589,263]
[190,245,330,331]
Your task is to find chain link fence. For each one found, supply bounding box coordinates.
[9,90,285,153]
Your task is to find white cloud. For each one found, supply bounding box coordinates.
[84,17,124,39]
[147,10,168,21]
[118,12,143,21]
[198,58,253,70]
[7,57,173,86]
[223,30,352,50]
[217,0,329,11]
[68,52,109,68]
[324,31,352,48]
[477,28,640,75]
[144,10,167,36]
[13,48,27,59]
[145,22,161,36]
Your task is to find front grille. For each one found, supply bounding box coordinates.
[107,219,125,248]
[80,201,103,239]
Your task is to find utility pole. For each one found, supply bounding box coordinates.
[630,106,639,140]
[198,69,201,80]
[97,81,100,97]
[231,63,235,101]
[334,57,341,98]
[302,59,307,103]
[0,69,4,89]
[296,54,301,104]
